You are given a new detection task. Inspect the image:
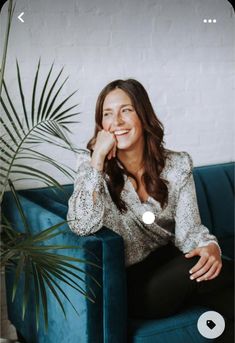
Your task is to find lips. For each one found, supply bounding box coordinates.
[114,129,130,136]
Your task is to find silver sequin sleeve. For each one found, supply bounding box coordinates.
[67,151,106,235]
[174,152,220,254]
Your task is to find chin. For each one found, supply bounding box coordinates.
[116,143,129,150]
[116,141,135,150]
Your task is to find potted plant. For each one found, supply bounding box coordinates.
[0,1,100,338]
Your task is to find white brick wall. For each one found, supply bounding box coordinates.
[0,0,234,188]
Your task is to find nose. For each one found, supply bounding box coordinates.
[112,110,124,126]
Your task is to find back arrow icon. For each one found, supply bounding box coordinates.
[18,12,24,23]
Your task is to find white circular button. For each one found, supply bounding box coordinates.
[142,211,155,224]
[197,311,225,339]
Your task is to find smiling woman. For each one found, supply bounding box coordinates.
[102,89,144,153]
[87,79,168,211]
[67,79,234,342]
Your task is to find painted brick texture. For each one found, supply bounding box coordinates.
[0,0,234,188]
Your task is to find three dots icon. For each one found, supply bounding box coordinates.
[203,19,217,23]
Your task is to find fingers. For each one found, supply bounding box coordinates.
[189,254,208,276]
[95,130,116,160]
[190,259,212,281]
[112,141,117,158]
[190,257,222,282]
[107,151,113,160]
[185,248,199,258]
[107,144,116,160]
[107,135,117,160]
[206,262,222,281]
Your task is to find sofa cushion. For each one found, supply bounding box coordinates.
[128,307,209,343]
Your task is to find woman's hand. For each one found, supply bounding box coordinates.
[91,130,117,171]
[93,130,116,158]
[185,243,222,282]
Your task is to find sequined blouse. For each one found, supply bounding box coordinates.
[67,149,220,267]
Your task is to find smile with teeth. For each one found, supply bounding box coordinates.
[114,129,130,136]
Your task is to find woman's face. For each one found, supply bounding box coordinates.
[101,88,144,151]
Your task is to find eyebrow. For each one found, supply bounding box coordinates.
[103,104,134,112]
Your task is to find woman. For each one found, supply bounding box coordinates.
[67,79,234,341]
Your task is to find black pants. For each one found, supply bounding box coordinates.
[126,243,234,342]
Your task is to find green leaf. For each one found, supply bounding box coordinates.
[15,149,75,181]
[37,262,93,302]
[52,105,79,122]
[25,221,68,243]
[37,62,54,123]
[0,136,16,153]
[48,90,78,121]
[39,269,67,319]
[2,79,26,135]
[31,262,40,331]
[16,60,29,130]
[40,268,80,318]
[22,256,30,319]
[0,97,23,141]
[31,59,41,126]
[40,67,65,122]
[11,165,65,191]
[8,179,30,234]
[12,253,25,301]
[0,116,19,146]
[36,264,48,331]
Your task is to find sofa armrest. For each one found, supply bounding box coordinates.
[2,192,127,343]
[94,227,127,343]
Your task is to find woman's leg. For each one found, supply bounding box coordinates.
[189,258,234,318]
[126,243,199,318]
[188,258,234,343]
[127,245,234,322]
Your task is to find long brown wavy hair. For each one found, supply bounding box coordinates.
[87,79,169,213]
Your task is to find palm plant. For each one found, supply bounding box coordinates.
[1,180,101,331]
[0,59,81,200]
[0,59,101,331]
[0,4,100,331]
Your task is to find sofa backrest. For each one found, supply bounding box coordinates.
[193,162,234,238]
[3,162,234,240]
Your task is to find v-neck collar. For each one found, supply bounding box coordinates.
[125,175,150,205]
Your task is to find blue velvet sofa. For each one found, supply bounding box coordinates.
[2,161,234,343]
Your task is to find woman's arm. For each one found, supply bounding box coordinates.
[174,152,222,282]
[67,151,106,235]
[68,130,116,235]
[174,152,221,254]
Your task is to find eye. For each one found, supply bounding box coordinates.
[122,108,132,113]
[103,112,112,117]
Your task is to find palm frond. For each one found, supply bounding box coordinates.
[31,59,41,126]
[0,98,23,141]
[16,60,29,130]
[0,60,80,199]
[8,179,30,234]
[40,67,65,122]
[1,214,101,331]
[0,58,99,333]
[36,62,54,123]
[3,80,26,135]
[12,253,25,301]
